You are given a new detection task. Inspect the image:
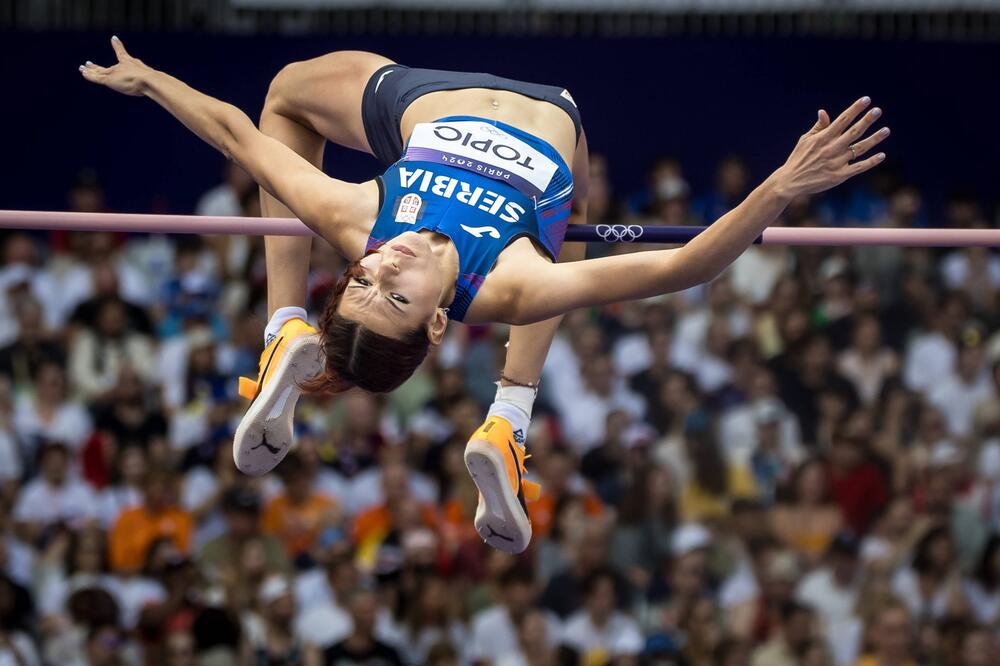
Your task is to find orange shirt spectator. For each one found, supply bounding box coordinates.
[262,491,339,558]
[261,452,340,559]
[528,490,604,539]
[440,485,480,549]
[528,448,604,539]
[352,502,438,548]
[109,470,192,573]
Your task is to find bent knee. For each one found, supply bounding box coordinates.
[265,61,308,108]
[267,51,387,103]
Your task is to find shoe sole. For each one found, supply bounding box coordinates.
[464,438,531,554]
[233,334,324,476]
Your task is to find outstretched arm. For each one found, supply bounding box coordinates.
[79,37,375,254]
[511,97,889,324]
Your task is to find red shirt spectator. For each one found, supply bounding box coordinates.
[827,435,889,534]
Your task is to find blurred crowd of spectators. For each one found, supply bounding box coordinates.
[0,154,998,666]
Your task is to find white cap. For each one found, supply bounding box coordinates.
[186,326,214,349]
[671,523,712,557]
[622,423,657,449]
[978,440,1000,481]
[180,269,213,294]
[402,527,438,554]
[985,332,1000,363]
[258,575,291,605]
[0,264,33,290]
[752,398,784,425]
[929,441,963,468]
[655,176,690,201]
[820,255,848,281]
[766,550,802,583]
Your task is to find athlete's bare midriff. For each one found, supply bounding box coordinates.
[400,88,577,167]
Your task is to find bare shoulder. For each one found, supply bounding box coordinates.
[317,178,382,261]
[464,237,554,324]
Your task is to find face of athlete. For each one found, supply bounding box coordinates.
[337,232,448,342]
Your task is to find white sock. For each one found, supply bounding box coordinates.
[264,306,308,346]
[486,383,536,450]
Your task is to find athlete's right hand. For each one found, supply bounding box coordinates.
[772,96,890,199]
[79,36,153,97]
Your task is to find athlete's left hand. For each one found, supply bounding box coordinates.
[79,36,154,97]
[773,96,890,198]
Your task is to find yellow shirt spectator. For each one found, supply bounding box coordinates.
[681,464,759,522]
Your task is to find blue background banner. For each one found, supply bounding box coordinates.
[1,31,996,215]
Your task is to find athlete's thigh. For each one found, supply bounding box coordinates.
[559,129,590,262]
[270,50,394,153]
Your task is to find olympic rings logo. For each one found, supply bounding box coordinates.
[595,224,645,243]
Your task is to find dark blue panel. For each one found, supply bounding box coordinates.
[0,32,996,215]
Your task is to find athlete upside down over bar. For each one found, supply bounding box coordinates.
[80,36,889,553]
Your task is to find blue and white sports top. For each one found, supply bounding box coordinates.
[367,115,574,322]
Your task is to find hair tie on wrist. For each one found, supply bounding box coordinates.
[499,373,540,389]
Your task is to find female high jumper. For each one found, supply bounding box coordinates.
[80,37,889,553]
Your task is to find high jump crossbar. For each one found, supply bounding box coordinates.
[1,210,998,247]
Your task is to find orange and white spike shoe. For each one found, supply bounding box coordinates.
[233,318,323,476]
[464,416,541,554]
